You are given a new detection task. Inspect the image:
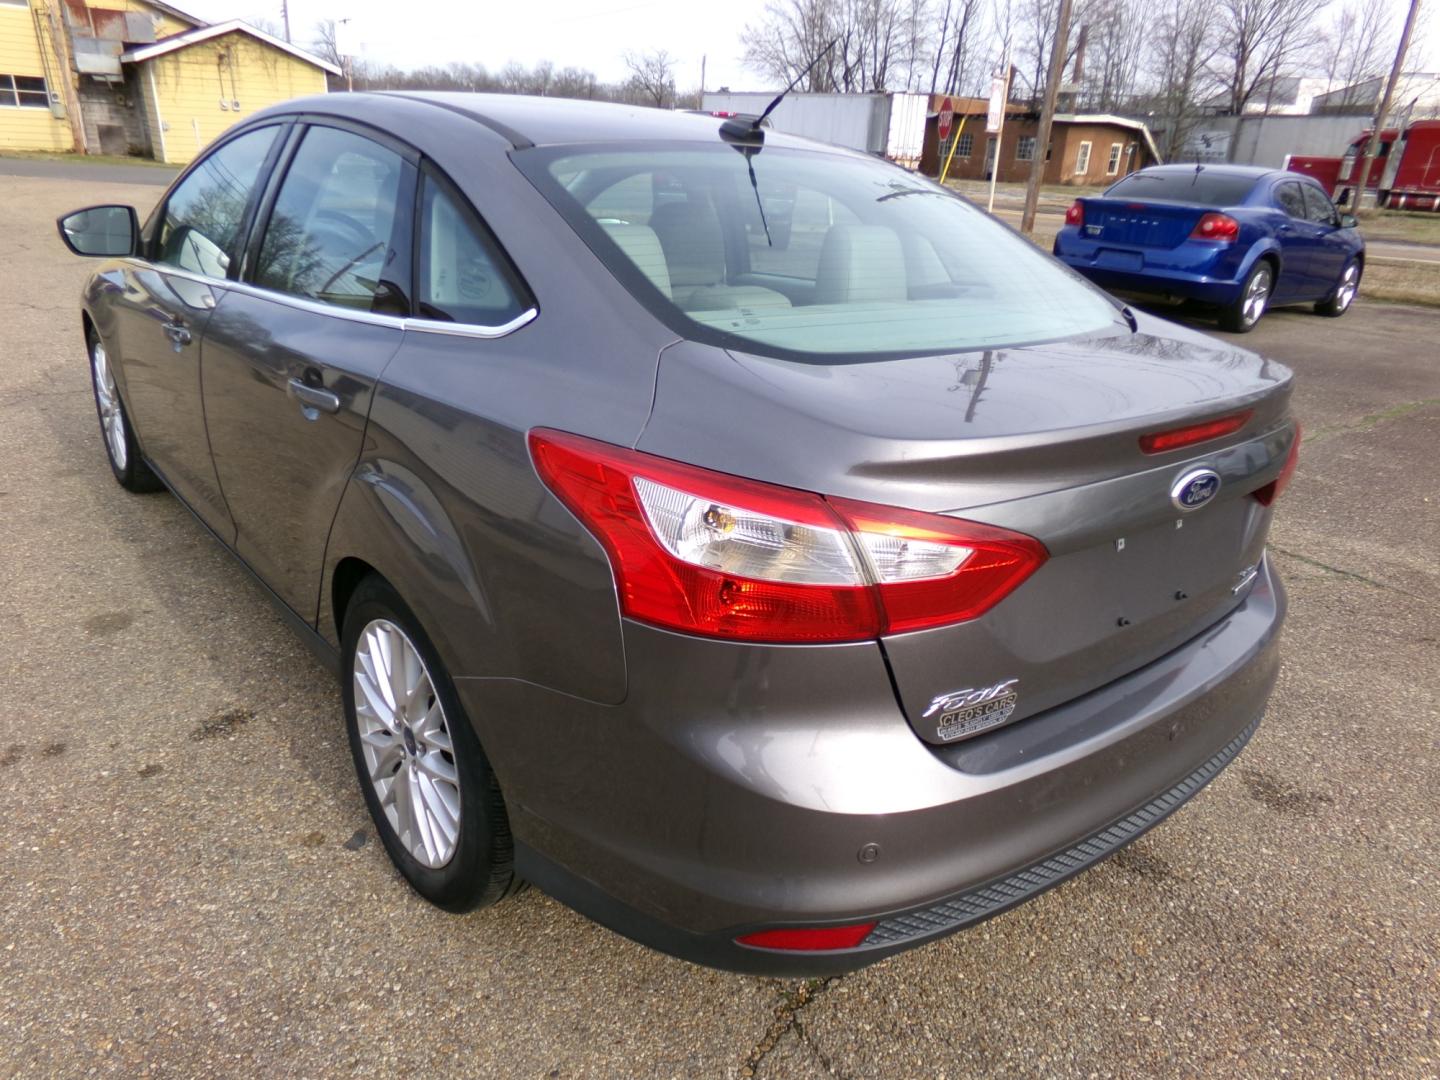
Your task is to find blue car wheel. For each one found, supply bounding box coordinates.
[1316,261,1361,317]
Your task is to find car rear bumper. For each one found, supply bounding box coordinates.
[457,556,1286,975]
[1057,257,1245,305]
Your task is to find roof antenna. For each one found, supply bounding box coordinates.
[720,39,836,145]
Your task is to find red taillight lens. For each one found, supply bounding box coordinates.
[736,922,877,951]
[1253,423,1301,506]
[1190,212,1240,242]
[529,430,1047,644]
[1139,410,1253,454]
[1065,200,1084,226]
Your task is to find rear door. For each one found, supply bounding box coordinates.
[199,121,416,617]
[106,124,284,534]
[1301,182,1349,289]
[1271,180,1321,298]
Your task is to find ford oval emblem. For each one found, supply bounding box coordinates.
[1171,467,1221,512]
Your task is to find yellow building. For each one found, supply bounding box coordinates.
[1,1,337,162]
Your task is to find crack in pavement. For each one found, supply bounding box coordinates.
[1269,545,1419,597]
[794,1017,854,1079]
[1304,397,1440,445]
[741,977,841,1077]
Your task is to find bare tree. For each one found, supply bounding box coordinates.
[623,49,678,108]
[311,20,342,68]
[1147,0,1219,156]
[1209,0,1328,114]
[741,0,844,90]
[1078,0,1146,110]
[1320,0,1394,107]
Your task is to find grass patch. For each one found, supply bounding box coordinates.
[0,149,172,168]
[1354,209,1440,246]
[1361,258,1440,306]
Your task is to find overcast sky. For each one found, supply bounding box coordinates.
[183,0,1438,90]
[181,0,774,89]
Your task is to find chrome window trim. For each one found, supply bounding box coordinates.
[133,262,538,339]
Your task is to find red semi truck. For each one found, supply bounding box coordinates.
[1287,120,1440,210]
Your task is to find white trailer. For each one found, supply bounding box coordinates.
[700,91,930,168]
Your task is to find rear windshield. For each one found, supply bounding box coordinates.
[515,144,1119,361]
[1105,170,1257,206]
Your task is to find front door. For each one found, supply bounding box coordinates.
[200,122,416,617]
[1301,183,1349,292]
[107,124,283,534]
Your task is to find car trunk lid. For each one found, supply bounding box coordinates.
[639,320,1295,747]
[1078,197,1209,249]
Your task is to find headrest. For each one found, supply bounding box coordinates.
[601,222,671,298]
[814,225,908,306]
[648,201,726,288]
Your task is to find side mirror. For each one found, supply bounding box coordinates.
[1339,213,1359,229]
[57,205,139,257]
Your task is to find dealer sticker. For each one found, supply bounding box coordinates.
[923,679,1020,742]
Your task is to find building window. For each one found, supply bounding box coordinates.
[1106,143,1123,175]
[1016,135,1036,161]
[0,74,51,109]
[956,132,973,158]
[1075,140,1092,175]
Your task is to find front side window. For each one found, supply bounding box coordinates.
[518,144,1120,362]
[1301,183,1338,226]
[0,73,50,108]
[254,126,408,310]
[156,125,277,277]
[1016,136,1036,161]
[1276,181,1307,219]
[416,171,531,325]
[1074,141,1092,174]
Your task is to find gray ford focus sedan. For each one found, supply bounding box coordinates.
[58,93,1296,974]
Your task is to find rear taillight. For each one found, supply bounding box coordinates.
[1065,200,1084,226]
[736,922,877,951]
[1253,423,1301,506]
[529,430,1048,644]
[1139,410,1253,454]
[1190,212,1240,242]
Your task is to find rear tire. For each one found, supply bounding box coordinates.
[1218,261,1273,333]
[87,327,162,493]
[1316,260,1360,317]
[341,574,521,912]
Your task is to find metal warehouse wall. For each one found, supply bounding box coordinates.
[1182,113,1369,167]
[701,91,891,154]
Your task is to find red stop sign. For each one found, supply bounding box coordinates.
[938,97,954,141]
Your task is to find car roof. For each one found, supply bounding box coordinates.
[366,91,826,151]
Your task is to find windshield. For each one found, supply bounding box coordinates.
[1105,170,1258,206]
[516,144,1120,361]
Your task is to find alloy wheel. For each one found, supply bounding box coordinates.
[1334,264,1359,311]
[1243,266,1272,327]
[91,340,127,470]
[352,618,462,868]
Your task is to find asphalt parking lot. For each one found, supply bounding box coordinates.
[2,168,1437,1078]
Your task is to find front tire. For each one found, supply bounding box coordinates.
[87,327,161,492]
[1316,260,1360,317]
[1218,261,1273,333]
[341,574,520,912]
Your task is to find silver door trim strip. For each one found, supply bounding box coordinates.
[137,262,538,340]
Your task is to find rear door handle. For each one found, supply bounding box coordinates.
[287,377,341,415]
[162,320,192,349]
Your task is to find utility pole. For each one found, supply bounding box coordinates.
[1020,0,1073,233]
[1352,0,1420,211]
[699,54,706,110]
[281,0,291,42]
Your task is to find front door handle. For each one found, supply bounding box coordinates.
[287,377,341,415]
[162,320,192,350]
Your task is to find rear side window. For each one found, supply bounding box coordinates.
[1301,184,1338,226]
[156,125,277,277]
[415,171,531,325]
[1275,182,1307,219]
[1106,170,1256,206]
[253,126,409,311]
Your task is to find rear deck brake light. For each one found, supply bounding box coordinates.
[736,922,877,951]
[1139,410,1253,454]
[1190,212,1240,242]
[529,430,1048,644]
[1065,200,1084,226]
[1253,423,1301,506]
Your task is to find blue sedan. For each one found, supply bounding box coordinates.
[1053,164,1365,332]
